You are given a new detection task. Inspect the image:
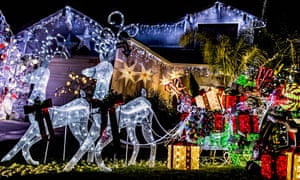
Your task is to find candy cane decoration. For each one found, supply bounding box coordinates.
[256,66,273,90]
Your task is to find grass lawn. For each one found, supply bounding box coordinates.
[1,159,267,180]
[0,131,267,180]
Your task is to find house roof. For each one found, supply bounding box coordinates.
[12,6,103,57]
[133,1,266,64]
[1,1,266,65]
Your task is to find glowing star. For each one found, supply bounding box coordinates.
[64,33,78,56]
[117,62,138,86]
[136,63,152,87]
[168,69,183,80]
[76,27,91,50]
[160,75,171,86]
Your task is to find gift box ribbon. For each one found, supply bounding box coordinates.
[24,98,54,140]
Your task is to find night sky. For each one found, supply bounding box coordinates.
[0,0,299,34]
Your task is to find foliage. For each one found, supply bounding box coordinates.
[255,29,300,70]
[54,71,96,99]
[147,90,181,126]
[0,159,267,180]
[96,89,123,110]
[179,31,268,87]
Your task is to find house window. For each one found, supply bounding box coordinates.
[197,23,238,40]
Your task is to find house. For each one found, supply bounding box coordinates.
[0,2,266,120]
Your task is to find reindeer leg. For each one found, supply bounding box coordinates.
[142,119,156,167]
[126,126,139,166]
[22,134,42,165]
[94,127,113,172]
[68,115,94,163]
[1,123,38,163]
[63,113,101,172]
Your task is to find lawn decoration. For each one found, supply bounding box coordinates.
[0,12,24,120]
[24,60,50,105]
[0,21,99,165]
[0,86,16,120]
[63,89,159,172]
[0,91,91,165]
[0,13,16,120]
[167,144,200,170]
[2,10,150,171]
[253,107,297,179]
[62,11,163,172]
[171,106,234,166]
[0,33,95,164]
[250,65,300,179]
[81,58,113,101]
[164,67,271,168]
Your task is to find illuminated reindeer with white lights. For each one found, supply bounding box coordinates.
[63,11,159,172]
[0,90,92,165]
[63,88,157,172]
[1,29,94,165]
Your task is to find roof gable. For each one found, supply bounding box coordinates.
[14,6,104,56]
[135,1,266,49]
[189,1,265,28]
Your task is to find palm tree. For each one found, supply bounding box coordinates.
[179,31,267,87]
[256,30,300,73]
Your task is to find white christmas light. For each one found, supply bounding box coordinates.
[1,8,158,173]
[81,60,113,100]
[64,89,157,172]
[0,94,92,165]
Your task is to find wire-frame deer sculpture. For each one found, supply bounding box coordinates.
[0,27,94,165]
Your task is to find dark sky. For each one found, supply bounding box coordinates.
[1,0,298,34]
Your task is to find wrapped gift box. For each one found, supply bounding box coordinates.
[232,114,259,134]
[261,152,288,179]
[205,88,222,111]
[222,95,247,110]
[214,112,224,131]
[286,151,300,180]
[195,87,222,111]
[167,145,200,170]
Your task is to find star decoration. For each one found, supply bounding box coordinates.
[160,75,171,86]
[117,62,138,86]
[76,27,91,50]
[168,69,183,80]
[136,63,152,87]
[160,71,186,95]
[64,33,78,56]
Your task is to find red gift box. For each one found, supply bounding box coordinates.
[261,153,288,179]
[222,95,247,109]
[250,115,259,133]
[232,114,259,134]
[214,112,224,131]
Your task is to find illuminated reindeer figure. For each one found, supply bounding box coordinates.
[63,89,157,172]
[63,11,159,172]
[0,92,91,165]
[1,30,94,165]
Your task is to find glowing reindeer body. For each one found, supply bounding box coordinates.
[1,65,92,165]
[115,96,157,167]
[63,90,157,172]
